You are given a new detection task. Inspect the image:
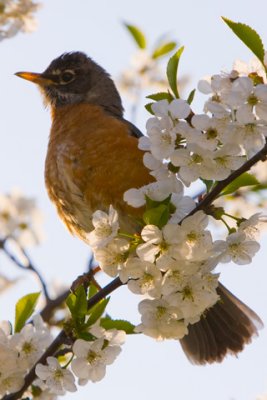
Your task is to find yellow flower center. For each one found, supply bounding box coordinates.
[141,273,154,290]
[192,154,203,164]
[22,341,35,354]
[206,127,217,139]
[156,306,167,319]
[159,240,169,252]
[54,368,64,380]
[87,350,100,364]
[182,285,194,301]
[247,94,258,106]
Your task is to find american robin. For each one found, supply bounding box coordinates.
[16,52,262,364]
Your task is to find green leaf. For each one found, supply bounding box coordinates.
[145,103,154,114]
[15,292,40,333]
[124,23,146,49]
[78,332,94,341]
[220,172,259,196]
[143,204,170,228]
[86,298,110,327]
[88,283,98,299]
[152,41,177,59]
[146,92,174,102]
[166,46,184,98]
[187,89,196,105]
[201,178,214,193]
[251,182,267,191]
[145,194,171,210]
[66,286,87,319]
[222,17,265,63]
[100,318,136,334]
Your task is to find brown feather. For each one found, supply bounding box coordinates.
[45,103,154,240]
[180,282,262,364]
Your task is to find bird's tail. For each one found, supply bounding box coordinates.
[180,282,263,364]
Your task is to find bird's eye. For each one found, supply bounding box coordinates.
[60,70,75,84]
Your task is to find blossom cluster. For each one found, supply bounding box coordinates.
[0,315,125,398]
[0,189,44,247]
[0,316,52,397]
[0,0,40,41]
[138,65,267,187]
[117,50,168,102]
[34,325,125,398]
[87,57,266,342]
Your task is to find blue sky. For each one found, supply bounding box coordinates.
[1,0,267,399]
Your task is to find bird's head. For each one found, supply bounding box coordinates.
[15,51,123,116]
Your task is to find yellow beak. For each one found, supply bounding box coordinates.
[15,71,55,86]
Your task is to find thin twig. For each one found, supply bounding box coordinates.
[40,289,69,322]
[1,240,51,302]
[41,266,102,323]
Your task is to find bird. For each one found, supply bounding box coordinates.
[16,51,262,365]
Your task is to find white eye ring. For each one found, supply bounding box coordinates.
[60,69,75,84]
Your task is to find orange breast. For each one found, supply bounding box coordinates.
[45,103,154,240]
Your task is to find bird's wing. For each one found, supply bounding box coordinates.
[121,118,144,138]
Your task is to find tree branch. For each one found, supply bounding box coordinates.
[186,140,267,218]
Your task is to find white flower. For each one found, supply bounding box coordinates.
[197,75,213,94]
[142,152,171,181]
[0,371,25,397]
[94,238,129,277]
[117,50,168,100]
[0,320,12,343]
[233,57,266,82]
[160,260,201,296]
[135,297,188,339]
[238,213,266,240]
[88,324,126,346]
[0,0,40,41]
[191,114,230,150]
[124,178,183,208]
[151,99,191,120]
[168,99,191,119]
[228,77,267,121]
[101,329,126,346]
[71,338,122,384]
[204,99,230,119]
[169,192,195,223]
[211,144,244,180]
[198,73,235,96]
[0,333,24,397]
[231,120,267,157]
[144,115,176,161]
[35,357,76,395]
[10,316,52,370]
[32,379,57,400]
[214,232,260,265]
[0,189,44,247]
[167,273,219,322]
[170,144,215,183]
[87,205,119,248]
[136,224,181,269]
[174,211,214,261]
[119,258,162,296]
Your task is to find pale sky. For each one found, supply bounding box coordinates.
[1,1,267,399]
